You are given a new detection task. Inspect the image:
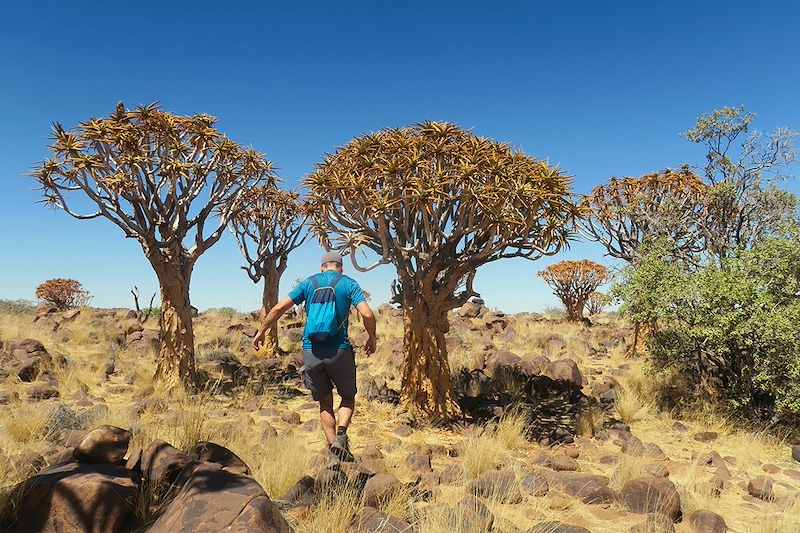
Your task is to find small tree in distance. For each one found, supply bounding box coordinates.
[229,186,308,356]
[32,102,276,387]
[539,260,609,322]
[306,122,579,420]
[585,291,610,316]
[35,279,90,310]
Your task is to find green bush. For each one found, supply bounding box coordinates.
[613,235,800,421]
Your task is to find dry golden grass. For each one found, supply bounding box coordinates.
[248,434,313,499]
[290,482,362,533]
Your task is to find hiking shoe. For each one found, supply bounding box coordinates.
[329,433,354,462]
[324,449,341,470]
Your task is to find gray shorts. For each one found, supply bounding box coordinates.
[302,346,357,401]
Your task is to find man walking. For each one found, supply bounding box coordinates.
[253,252,377,467]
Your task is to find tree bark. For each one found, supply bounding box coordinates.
[151,259,197,387]
[400,297,461,420]
[260,258,280,357]
[565,298,586,322]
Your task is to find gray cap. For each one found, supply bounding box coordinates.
[321,251,343,266]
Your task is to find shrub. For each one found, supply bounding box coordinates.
[0,299,36,315]
[614,234,800,421]
[35,278,90,309]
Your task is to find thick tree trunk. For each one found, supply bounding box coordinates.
[565,298,585,322]
[400,298,461,420]
[152,261,197,387]
[260,259,280,357]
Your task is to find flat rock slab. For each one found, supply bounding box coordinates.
[147,463,291,532]
[619,477,682,522]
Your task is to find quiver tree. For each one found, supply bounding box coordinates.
[306,122,579,420]
[538,260,609,322]
[229,186,308,355]
[32,102,275,387]
[35,278,90,310]
[580,168,707,264]
[585,291,610,316]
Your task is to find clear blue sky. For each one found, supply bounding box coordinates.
[1,1,798,313]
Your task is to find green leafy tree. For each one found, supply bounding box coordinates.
[684,106,798,260]
[614,232,800,421]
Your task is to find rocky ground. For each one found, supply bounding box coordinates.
[0,301,799,532]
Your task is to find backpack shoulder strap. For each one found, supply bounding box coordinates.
[329,273,344,290]
[310,274,322,290]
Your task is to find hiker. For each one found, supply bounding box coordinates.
[253,251,377,466]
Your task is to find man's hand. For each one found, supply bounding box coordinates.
[364,335,377,356]
[252,326,267,352]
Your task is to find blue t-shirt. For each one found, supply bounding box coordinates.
[288,271,366,350]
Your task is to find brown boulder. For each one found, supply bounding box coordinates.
[550,455,580,472]
[351,506,413,532]
[688,510,727,532]
[4,462,136,533]
[556,473,614,504]
[140,439,194,486]
[363,473,401,507]
[27,381,60,400]
[74,425,131,464]
[693,432,719,443]
[544,359,584,387]
[747,475,773,500]
[51,428,88,448]
[193,441,250,475]
[147,463,291,532]
[470,469,522,503]
[456,495,494,532]
[458,302,483,318]
[521,471,550,496]
[619,477,682,522]
[792,444,800,463]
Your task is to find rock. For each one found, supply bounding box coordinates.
[281,411,302,426]
[688,510,728,532]
[485,350,524,377]
[792,445,800,463]
[521,472,550,496]
[193,441,251,475]
[747,475,773,500]
[278,475,316,506]
[530,521,591,533]
[405,452,432,473]
[550,455,580,472]
[470,469,522,503]
[4,462,136,533]
[0,390,18,404]
[693,432,719,443]
[619,477,682,522]
[8,451,46,477]
[62,308,81,321]
[645,463,670,478]
[351,506,413,532]
[458,302,483,318]
[456,495,494,531]
[140,439,194,486]
[45,446,77,467]
[26,381,60,400]
[762,464,780,474]
[363,473,401,507]
[556,473,614,504]
[50,428,87,448]
[394,424,413,437]
[672,421,688,432]
[147,463,291,532]
[74,425,131,464]
[544,359,584,387]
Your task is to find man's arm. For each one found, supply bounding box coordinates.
[356,301,377,355]
[253,297,296,351]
